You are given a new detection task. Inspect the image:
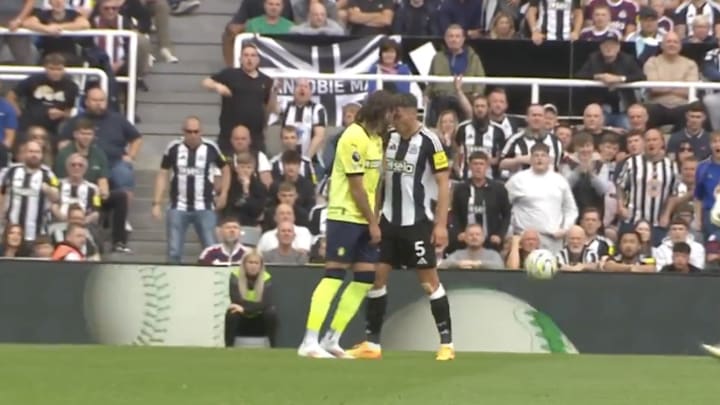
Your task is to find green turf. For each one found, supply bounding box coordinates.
[0,346,717,405]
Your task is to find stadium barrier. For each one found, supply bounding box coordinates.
[233,34,717,124]
[0,66,109,100]
[0,28,138,123]
[1,261,719,355]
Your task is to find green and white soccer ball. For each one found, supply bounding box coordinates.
[524,249,558,280]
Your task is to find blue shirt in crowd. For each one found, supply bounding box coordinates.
[695,158,720,211]
[0,98,18,144]
[367,63,412,94]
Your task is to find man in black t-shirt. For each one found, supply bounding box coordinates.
[203,43,278,154]
[341,0,394,35]
[22,1,91,63]
[7,53,79,138]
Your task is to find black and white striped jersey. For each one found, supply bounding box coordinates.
[0,164,58,241]
[269,152,317,183]
[616,154,678,226]
[501,131,564,171]
[586,235,615,258]
[674,1,720,37]
[161,139,227,211]
[58,179,102,214]
[381,126,449,226]
[455,120,505,179]
[529,0,582,40]
[281,101,328,157]
[556,246,600,266]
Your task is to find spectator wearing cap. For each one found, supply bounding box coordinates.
[643,31,699,130]
[290,2,344,35]
[576,35,645,130]
[659,241,702,272]
[654,218,705,271]
[425,24,486,125]
[393,0,439,36]
[627,6,667,66]
[367,38,412,95]
[579,4,624,41]
[543,104,558,133]
[684,15,717,43]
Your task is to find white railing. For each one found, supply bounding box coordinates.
[264,71,720,104]
[0,66,109,96]
[0,28,138,123]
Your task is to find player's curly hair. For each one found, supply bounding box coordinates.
[355,90,397,134]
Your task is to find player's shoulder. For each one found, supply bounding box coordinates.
[338,123,369,146]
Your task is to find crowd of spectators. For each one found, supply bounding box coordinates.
[3,0,720,274]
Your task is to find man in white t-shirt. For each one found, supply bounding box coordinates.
[506,142,579,253]
[256,203,312,253]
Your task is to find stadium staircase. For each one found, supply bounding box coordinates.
[110,0,240,263]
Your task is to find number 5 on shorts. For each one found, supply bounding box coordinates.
[414,241,426,258]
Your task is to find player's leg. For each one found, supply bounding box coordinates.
[298,220,357,358]
[320,267,375,358]
[344,262,391,360]
[413,223,455,361]
[320,226,380,358]
[345,219,395,359]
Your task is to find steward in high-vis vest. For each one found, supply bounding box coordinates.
[225,251,277,347]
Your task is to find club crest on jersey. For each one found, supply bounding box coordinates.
[408,145,419,155]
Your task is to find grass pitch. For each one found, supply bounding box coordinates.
[0,345,717,405]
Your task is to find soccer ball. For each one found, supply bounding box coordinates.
[711,198,720,227]
[524,249,558,280]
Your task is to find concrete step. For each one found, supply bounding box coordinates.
[125,239,204,255]
[196,0,239,15]
[138,103,220,124]
[169,15,229,45]
[150,60,224,76]
[105,253,199,264]
[137,91,219,105]
[139,124,219,136]
[132,229,201,242]
[144,72,210,92]
[172,44,223,63]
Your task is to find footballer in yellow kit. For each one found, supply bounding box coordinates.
[298,90,396,359]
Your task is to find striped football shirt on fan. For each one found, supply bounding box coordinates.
[529,0,582,40]
[501,131,564,171]
[616,154,677,225]
[1,164,58,241]
[58,179,102,213]
[161,139,227,211]
[281,101,328,157]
